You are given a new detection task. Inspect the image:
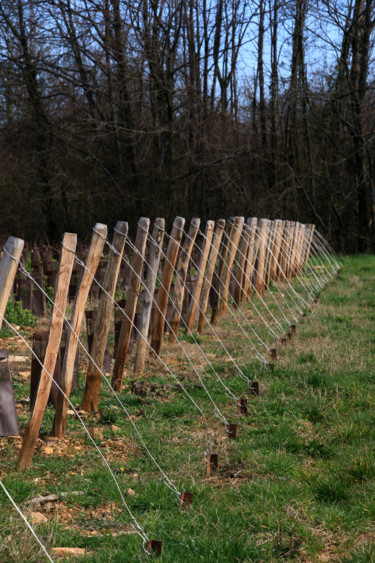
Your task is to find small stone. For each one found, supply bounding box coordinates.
[51,547,86,558]
[30,512,48,525]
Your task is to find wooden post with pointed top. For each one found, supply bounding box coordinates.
[81,222,128,413]
[185,220,214,332]
[169,218,200,343]
[51,224,107,438]
[197,219,225,334]
[134,219,165,374]
[151,217,185,355]
[0,237,24,329]
[17,233,77,469]
[112,218,150,392]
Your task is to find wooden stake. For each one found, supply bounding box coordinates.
[217,216,244,317]
[112,218,150,392]
[242,217,258,300]
[17,233,77,469]
[269,219,284,281]
[253,219,269,297]
[197,219,225,334]
[232,221,252,306]
[151,217,185,355]
[169,218,200,342]
[134,219,165,374]
[0,237,24,329]
[81,221,128,412]
[185,220,214,332]
[52,224,107,437]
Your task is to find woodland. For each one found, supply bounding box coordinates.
[0,0,374,252]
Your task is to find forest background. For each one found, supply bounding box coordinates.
[0,0,374,253]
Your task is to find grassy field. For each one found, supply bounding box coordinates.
[1,254,375,562]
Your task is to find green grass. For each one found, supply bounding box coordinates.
[1,255,375,561]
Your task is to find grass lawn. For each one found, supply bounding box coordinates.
[1,254,375,562]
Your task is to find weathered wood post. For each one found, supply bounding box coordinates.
[242,218,258,300]
[268,219,284,281]
[17,233,77,469]
[169,217,200,343]
[150,217,185,355]
[302,224,315,265]
[112,218,150,392]
[134,219,165,374]
[197,219,225,334]
[185,220,215,332]
[0,237,24,329]
[276,220,288,282]
[232,220,251,306]
[81,221,128,412]
[253,218,269,297]
[217,216,244,318]
[52,224,107,438]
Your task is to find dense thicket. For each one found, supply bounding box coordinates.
[0,0,374,251]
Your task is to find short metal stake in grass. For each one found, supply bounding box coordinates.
[290,324,296,334]
[269,348,277,360]
[237,398,248,414]
[206,453,219,476]
[227,423,238,440]
[147,540,163,557]
[279,337,287,346]
[178,492,194,509]
[249,381,260,395]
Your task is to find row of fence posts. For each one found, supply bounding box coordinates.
[0,217,319,556]
[0,217,315,468]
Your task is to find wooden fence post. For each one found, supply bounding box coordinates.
[253,218,269,297]
[51,224,107,437]
[197,219,225,334]
[302,224,315,265]
[81,221,128,412]
[185,220,214,332]
[169,217,200,343]
[232,220,251,306]
[0,237,24,329]
[268,219,284,281]
[17,233,77,469]
[277,221,288,282]
[217,216,244,317]
[242,218,258,300]
[150,217,185,355]
[134,219,165,374]
[112,218,150,392]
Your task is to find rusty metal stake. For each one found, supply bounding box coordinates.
[290,324,296,334]
[206,453,219,476]
[147,540,163,557]
[249,381,259,396]
[178,492,194,509]
[237,398,248,415]
[226,423,238,440]
[269,348,277,360]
